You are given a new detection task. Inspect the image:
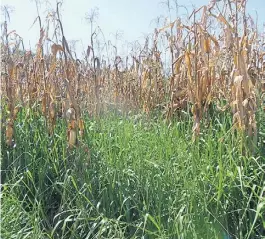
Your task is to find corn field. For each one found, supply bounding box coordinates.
[1,1,265,238]
[1,0,265,149]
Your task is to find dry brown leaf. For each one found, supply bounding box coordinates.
[51,43,64,55]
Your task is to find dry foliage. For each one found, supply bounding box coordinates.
[1,0,264,148]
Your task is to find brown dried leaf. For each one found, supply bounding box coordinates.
[51,43,64,55]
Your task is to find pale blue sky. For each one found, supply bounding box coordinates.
[1,0,264,57]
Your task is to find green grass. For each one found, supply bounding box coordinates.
[1,108,265,238]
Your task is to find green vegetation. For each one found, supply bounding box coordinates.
[1,0,265,238]
[1,108,265,238]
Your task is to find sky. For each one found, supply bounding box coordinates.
[0,0,264,57]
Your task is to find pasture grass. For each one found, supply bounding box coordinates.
[1,108,265,238]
